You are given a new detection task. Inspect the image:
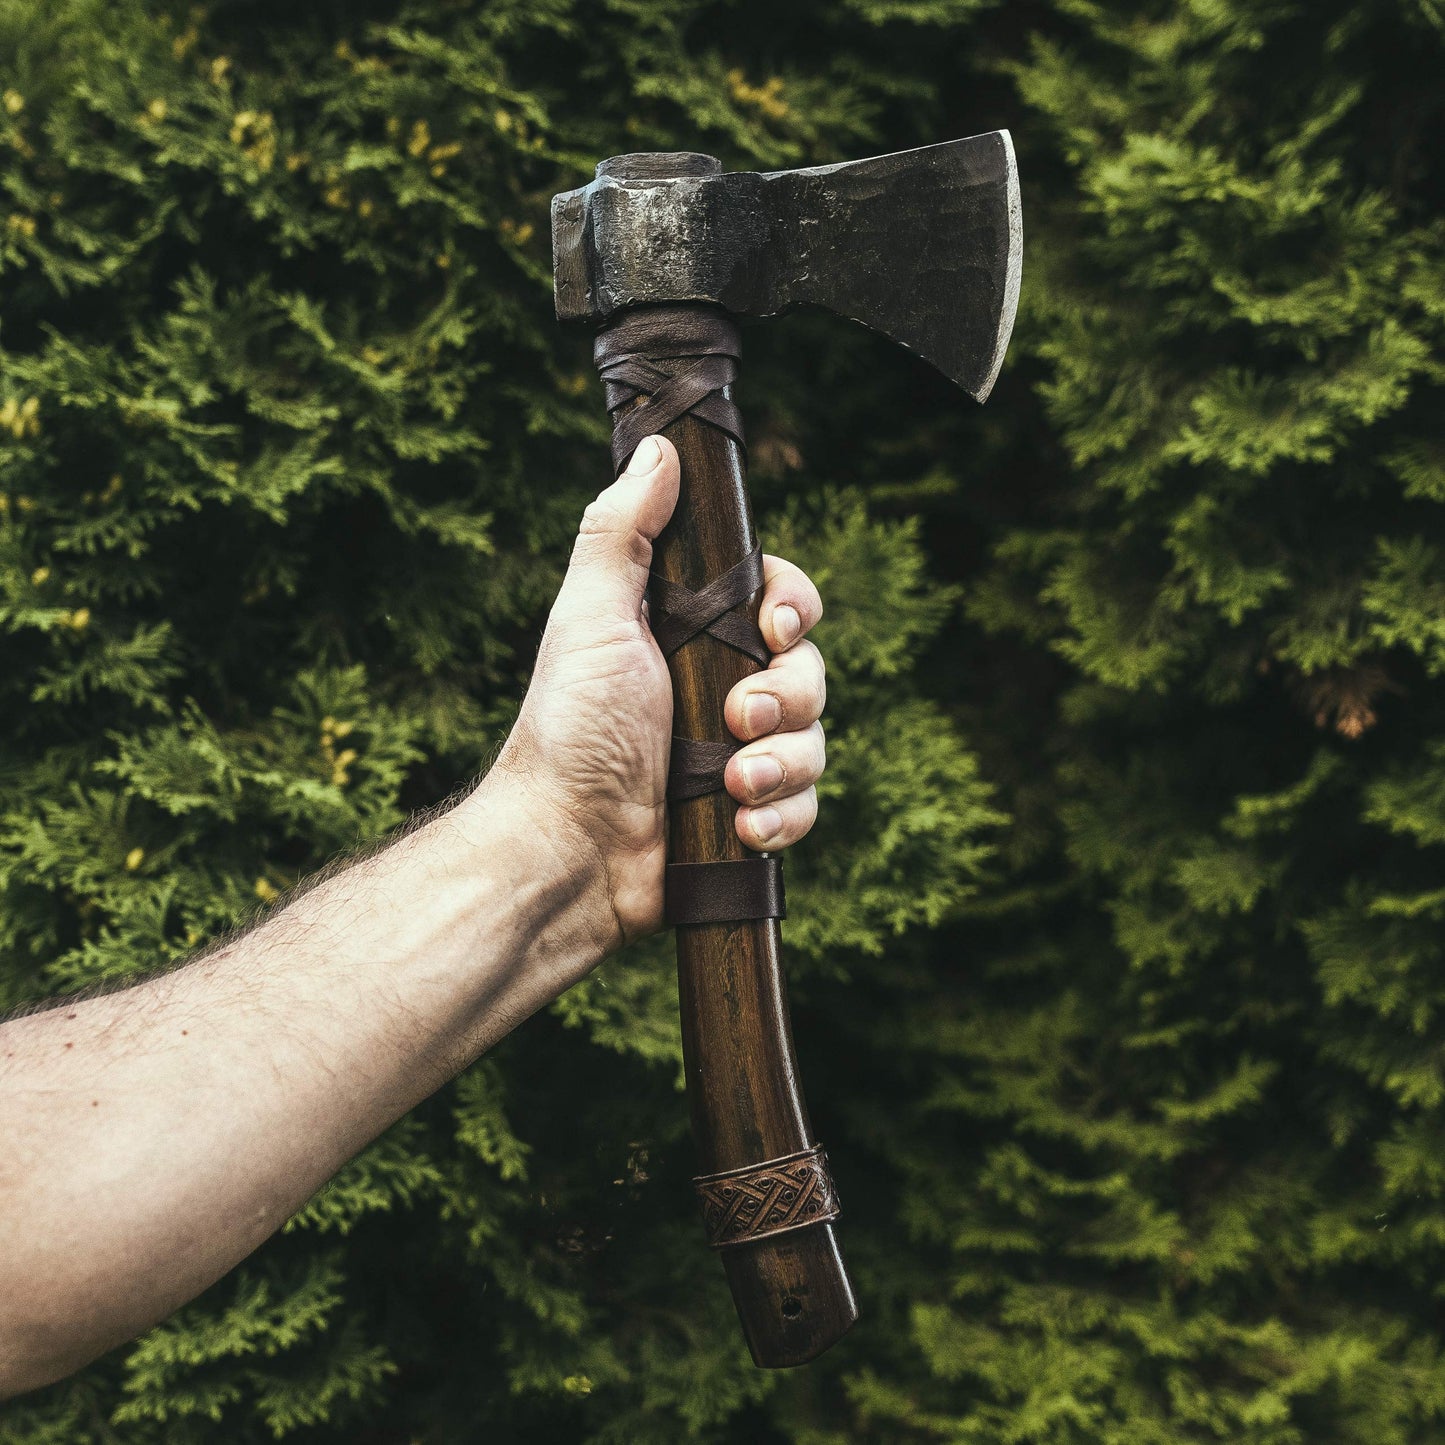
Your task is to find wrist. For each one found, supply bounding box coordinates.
[449,765,619,984]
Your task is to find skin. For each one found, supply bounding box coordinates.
[0,436,828,1399]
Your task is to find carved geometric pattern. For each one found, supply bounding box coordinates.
[693,1144,840,1248]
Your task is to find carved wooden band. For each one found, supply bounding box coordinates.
[693,1144,841,1248]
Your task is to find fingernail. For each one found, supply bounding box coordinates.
[773,604,800,648]
[741,755,784,798]
[624,436,663,476]
[743,692,782,737]
[751,807,782,845]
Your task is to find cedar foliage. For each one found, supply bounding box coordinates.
[1,0,1442,1440]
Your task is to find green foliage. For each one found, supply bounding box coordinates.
[922,3,1445,1441]
[2,0,1443,1441]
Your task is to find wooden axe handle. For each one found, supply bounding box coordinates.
[623,324,857,1367]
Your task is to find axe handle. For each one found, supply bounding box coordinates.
[644,351,858,1368]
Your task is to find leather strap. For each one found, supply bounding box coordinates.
[668,737,739,802]
[665,858,785,927]
[648,546,769,669]
[593,305,745,478]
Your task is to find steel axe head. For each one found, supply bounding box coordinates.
[552,132,1021,402]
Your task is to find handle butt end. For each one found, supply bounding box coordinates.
[723,1225,858,1368]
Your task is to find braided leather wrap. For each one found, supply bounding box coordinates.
[594,304,745,478]
[594,306,767,828]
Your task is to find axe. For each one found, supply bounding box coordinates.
[551,134,1021,1367]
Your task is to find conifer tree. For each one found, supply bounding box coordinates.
[856,3,1445,1441]
[2,1,1442,1441]
[0,2,997,1439]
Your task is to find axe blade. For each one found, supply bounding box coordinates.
[553,131,1023,401]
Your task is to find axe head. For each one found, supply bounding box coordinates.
[552,132,1022,402]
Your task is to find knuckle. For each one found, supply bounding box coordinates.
[576,501,651,570]
[781,637,824,679]
[791,573,822,621]
[776,791,817,845]
[808,655,828,706]
[579,498,622,536]
[778,665,826,723]
[807,722,828,774]
[800,786,820,828]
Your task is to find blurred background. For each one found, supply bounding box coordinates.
[1,0,1442,1439]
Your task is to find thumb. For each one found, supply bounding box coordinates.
[554,435,680,627]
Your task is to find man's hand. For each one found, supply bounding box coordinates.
[481,434,826,949]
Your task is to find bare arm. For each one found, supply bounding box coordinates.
[0,788,602,1395]
[0,437,829,1396]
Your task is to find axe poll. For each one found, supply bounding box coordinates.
[551,134,1021,1367]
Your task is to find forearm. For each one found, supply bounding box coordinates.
[0,775,601,1397]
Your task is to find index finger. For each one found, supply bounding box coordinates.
[760,554,823,654]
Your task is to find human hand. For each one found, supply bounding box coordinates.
[483,435,826,953]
